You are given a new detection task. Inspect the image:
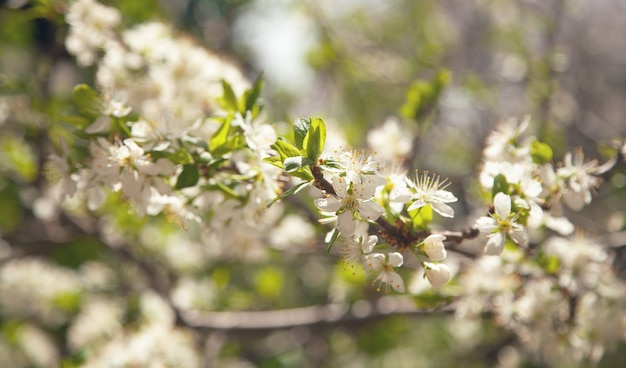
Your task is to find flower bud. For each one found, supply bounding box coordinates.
[424,262,451,288]
[423,234,447,260]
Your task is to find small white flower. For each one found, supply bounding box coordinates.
[400,171,458,218]
[476,192,528,255]
[341,222,377,265]
[422,234,447,261]
[364,252,405,293]
[424,262,451,288]
[338,149,386,187]
[314,176,384,235]
[556,149,600,211]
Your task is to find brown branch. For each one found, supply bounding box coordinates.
[181,297,455,332]
[311,165,336,196]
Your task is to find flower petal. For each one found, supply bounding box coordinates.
[314,197,342,212]
[509,226,528,247]
[493,192,511,218]
[388,252,404,267]
[430,201,455,218]
[476,216,498,233]
[337,211,356,235]
[424,262,451,288]
[357,200,384,221]
[385,271,406,293]
[484,232,505,255]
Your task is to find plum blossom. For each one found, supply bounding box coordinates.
[556,149,600,211]
[421,234,447,261]
[396,171,458,218]
[364,252,405,292]
[424,262,451,288]
[337,149,386,187]
[314,176,384,235]
[340,221,377,265]
[476,192,528,255]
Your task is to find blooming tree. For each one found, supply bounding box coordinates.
[1,0,626,367]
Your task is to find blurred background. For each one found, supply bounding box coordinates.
[1,0,626,366]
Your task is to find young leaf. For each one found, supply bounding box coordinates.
[176,164,200,189]
[72,84,102,120]
[209,114,232,153]
[293,118,311,150]
[220,80,239,112]
[326,228,340,254]
[272,139,301,161]
[263,155,284,169]
[243,72,264,113]
[267,181,311,207]
[492,174,509,198]
[530,140,553,164]
[284,156,315,172]
[303,117,326,162]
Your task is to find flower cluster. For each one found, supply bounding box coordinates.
[475,117,602,254]
[268,119,460,292]
[51,0,282,245]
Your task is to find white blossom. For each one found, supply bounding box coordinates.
[424,262,451,288]
[557,149,600,211]
[314,176,384,235]
[364,252,405,293]
[398,171,458,218]
[476,192,528,255]
[422,234,447,261]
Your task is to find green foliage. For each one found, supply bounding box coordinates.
[492,174,509,198]
[218,75,264,118]
[536,251,560,274]
[255,267,284,299]
[412,290,454,309]
[0,180,23,231]
[408,205,433,231]
[266,181,310,208]
[72,84,103,121]
[326,228,340,254]
[51,236,103,269]
[176,164,200,189]
[265,117,328,183]
[400,69,451,122]
[530,139,553,164]
[0,134,38,182]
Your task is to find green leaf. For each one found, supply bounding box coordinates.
[150,148,194,165]
[243,72,264,113]
[272,138,301,161]
[210,115,232,150]
[215,133,246,156]
[326,228,340,253]
[304,117,326,162]
[289,167,315,181]
[72,84,102,120]
[267,181,311,207]
[293,118,311,150]
[492,174,509,198]
[530,139,553,164]
[176,164,200,189]
[220,80,239,112]
[262,155,284,169]
[536,251,560,274]
[400,69,451,122]
[408,205,433,230]
[284,156,315,172]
